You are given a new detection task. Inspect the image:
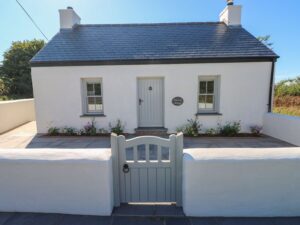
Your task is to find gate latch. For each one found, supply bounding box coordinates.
[123,164,130,173]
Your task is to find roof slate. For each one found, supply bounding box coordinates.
[31,22,278,65]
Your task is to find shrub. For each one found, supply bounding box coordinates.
[109,119,124,135]
[61,127,77,136]
[98,128,109,134]
[205,128,218,136]
[218,121,241,136]
[48,127,59,136]
[250,125,263,136]
[176,118,201,137]
[83,120,97,136]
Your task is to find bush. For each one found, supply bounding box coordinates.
[61,127,77,136]
[83,120,97,136]
[109,119,124,135]
[205,128,218,136]
[176,118,201,136]
[249,125,263,136]
[48,127,59,136]
[218,121,241,136]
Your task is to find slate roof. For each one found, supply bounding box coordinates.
[31,22,278,66]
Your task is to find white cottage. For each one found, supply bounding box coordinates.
[31,2,278,134]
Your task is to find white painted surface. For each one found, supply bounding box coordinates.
[0,99,35,134]
[0,149,113,216]
[183,148,300,217]
[263,113,300,146]
[138,78,164,127]
[219,5,242,26]
[32,62,272,133]
[59,8,81,29]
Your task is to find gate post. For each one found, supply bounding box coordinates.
[175,132,183,206]
[111,133,120,207]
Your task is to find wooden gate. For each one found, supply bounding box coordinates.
[111,133,183,207]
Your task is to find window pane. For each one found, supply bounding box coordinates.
[87,83,94,96]
[161,147,170,161]
[137,144,146,161]
[198,95,206,109]
[199,81,206,94]
[94,83,101,95]
[125,147,134,161]
[149,144,158,161]
[87,97,95,111]
[206,95,214,109]
[95,97,103,111]
[207,81,214,94]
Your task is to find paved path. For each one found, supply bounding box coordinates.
[0,122,294,149]
[1,212,300,225]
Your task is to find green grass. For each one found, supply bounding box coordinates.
[273,106,300,117]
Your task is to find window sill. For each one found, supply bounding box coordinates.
[80,114,106,117]
[195,112,222,116]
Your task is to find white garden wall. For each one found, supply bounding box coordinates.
[183,148,300,217]
[32,62,272,133]
[0,99,35,134]
[263,113,300,146]
[0,149,113,216]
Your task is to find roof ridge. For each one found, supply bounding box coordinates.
[78,22,224,27]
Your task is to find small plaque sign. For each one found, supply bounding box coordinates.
[172,97,184,106]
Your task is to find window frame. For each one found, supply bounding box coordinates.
[81,78,104,115]
[198,76,220,113]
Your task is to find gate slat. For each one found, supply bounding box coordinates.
[139,168,148,201]
[148,168,157,201]
[131,168,140,202]
[165,168,171,202]
[157,168,166,201]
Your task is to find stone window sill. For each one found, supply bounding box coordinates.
[80,114,106,117]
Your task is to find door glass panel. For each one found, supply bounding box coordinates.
[161,147,170,161]
[125,147,134,161]
[149,144,158,161]
[137,144,146,161]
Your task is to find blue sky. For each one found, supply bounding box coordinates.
[1,0,299,82]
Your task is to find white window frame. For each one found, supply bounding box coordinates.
[81,78,104,115]
[198,76,220,113]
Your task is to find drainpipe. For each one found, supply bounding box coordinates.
[268,59,276,112]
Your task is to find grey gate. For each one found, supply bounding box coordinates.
[111,133,183,207]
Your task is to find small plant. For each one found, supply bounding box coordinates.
[83,120,97,136]
[219,121,241,136]
[250,125,263,136]
[205,128,218,136]
[109,119,124,135]
[61,127,77,136]
[47,127,60,136]
[98,128,109,134]
[176,118,201,137]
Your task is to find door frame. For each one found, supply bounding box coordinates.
[136,77,165,128]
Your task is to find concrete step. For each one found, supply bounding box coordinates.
[135,127,168,136]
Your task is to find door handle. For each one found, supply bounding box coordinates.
[139,98,143,105]
[123,164,130,173]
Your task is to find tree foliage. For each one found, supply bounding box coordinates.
[274,76,300,97]
[1,40,45,98]
[257,35,273,49]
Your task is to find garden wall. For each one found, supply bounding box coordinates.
[0,99,35,134]
[0,148,113,216]
[263,113,300,146]
[183,148,300,217]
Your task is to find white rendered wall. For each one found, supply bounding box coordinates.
[183,148,300,217]
[0,99,35,134]
[0,149,113,216]
[263,113,300,146]
[32,62,272,133]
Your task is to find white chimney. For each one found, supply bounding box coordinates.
[219,1,242,26]
[59,7,81,29]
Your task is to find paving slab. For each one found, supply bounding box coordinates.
[0,213,15,225]
[112,216,164,225]
[58,215,111,225]
[3,213,63,225]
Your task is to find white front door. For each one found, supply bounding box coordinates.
[138,78,164,127]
